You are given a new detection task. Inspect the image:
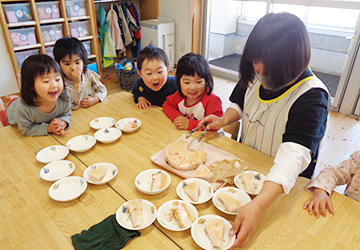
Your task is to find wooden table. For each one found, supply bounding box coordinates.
[2,91,360,250]
[52,92,360,250]
[0,126,181,250]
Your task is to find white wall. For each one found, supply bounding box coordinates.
[159,0,192,64]
[0,31,19,96]
[210,0,239,34]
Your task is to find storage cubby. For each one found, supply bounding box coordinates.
[0,0,102,87]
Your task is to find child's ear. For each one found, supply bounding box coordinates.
[167,66,170,72]
[137,70,142,77]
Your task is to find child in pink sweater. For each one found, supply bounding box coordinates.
[304,150,360,217]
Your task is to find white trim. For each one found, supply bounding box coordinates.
[236,0,360,10]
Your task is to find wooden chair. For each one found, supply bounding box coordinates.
[223,120,241,141]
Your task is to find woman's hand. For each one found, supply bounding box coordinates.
[173,115,189,130]
[81,96,100,108]
[198,115,225,130]
[303,188,335,218]
[137,97,151,109]
[48,118,67,135]
[229,201,265,248]
[229,181,284,248]
[198,108,241,130]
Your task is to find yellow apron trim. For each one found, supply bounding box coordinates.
[258,75,316,103]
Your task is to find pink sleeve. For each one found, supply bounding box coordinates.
[162,92,183,121]
[307,150,360,195]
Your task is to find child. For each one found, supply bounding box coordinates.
[304,150,360,218]
[132,46,177,109]
[53,37,107,110]
[0,54,71,136]
[199,13,329,248]
[162,52,223,130]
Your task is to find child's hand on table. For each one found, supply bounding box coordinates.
[81,96,99,108]
[174,115,189,130]
[48,118,67,135]
[303,188,335,218]
[137,96,151,109]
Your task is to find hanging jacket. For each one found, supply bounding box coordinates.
[117,3,133,48]
[97,5,116,67]
[128,3,140,41]
[113,4,125,44]
[122,3,138,48]
[106,8,125,53]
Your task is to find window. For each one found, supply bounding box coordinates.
[238,1,360,32]
[239,1,266,20]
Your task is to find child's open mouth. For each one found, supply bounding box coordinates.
[153,83,160,88]
[48,91,58,98]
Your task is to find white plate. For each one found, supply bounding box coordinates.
[115,118,141,132]
[135,169,171,195]
[83,162,118,185]
[176,178,214,204]
[66,135,96,153]
[49,176,87,202]
[157,200,198,231]
[36,145,69,163]
[212,187,251,215]
[116,199,157,230]
[234,170,266,195]
[191,214,235,250]
[39,160,75,181]
[94,127,122,143]
[90,117,116,130]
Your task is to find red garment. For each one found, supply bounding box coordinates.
[163,91,223,130]
[0,96,20,126]
[127,5,140,40]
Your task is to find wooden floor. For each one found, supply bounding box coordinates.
[3,66,360,194]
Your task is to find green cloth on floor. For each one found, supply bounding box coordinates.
[71,214,140,250]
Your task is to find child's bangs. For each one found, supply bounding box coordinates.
[182,59,207,79]
[35,57,62,79]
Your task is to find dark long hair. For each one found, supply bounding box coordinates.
[239,12,310,89]
[21,54,67,106]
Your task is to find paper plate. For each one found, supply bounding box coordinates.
[116,199,157,230]
[39,160,75,181]
[90,117,116,130]
[157,200,198,231]
[94,127,122,143]
[176,178,214,204]
[191,214,235,250]
[135,169,171,195]
[49,176,87,202]
[36,145,69,164]
[83,162,118,185]
[212,187,251,215]
[115,118,141,133]
[234,170,266,195]
[66,135,96,153]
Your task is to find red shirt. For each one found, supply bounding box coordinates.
[163,91,223,130]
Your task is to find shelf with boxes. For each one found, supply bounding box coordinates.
[0,0,101,86]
